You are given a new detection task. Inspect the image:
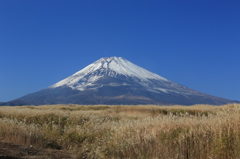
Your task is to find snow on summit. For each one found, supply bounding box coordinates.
[50,57,168,89]
[99,57,167,81]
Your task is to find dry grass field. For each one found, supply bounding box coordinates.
[0,104,239,159]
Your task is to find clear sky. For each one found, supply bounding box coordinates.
[1,0,240,102]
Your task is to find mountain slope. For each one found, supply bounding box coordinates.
[2,57,239,106]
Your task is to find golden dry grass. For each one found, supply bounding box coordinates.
[0,104,239,158]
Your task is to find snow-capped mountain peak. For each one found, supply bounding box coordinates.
[3,56,237,106]
[50,57,168,90]
[74,57,168,81]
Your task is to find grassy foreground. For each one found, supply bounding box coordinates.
[0,104,239,159]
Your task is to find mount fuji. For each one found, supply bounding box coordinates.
[2,57,239,106]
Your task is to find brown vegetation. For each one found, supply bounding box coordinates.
[0,104,239,158]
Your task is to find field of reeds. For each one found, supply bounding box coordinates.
[0,104,239,159]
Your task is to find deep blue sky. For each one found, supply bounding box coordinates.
[1,0,240,102]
